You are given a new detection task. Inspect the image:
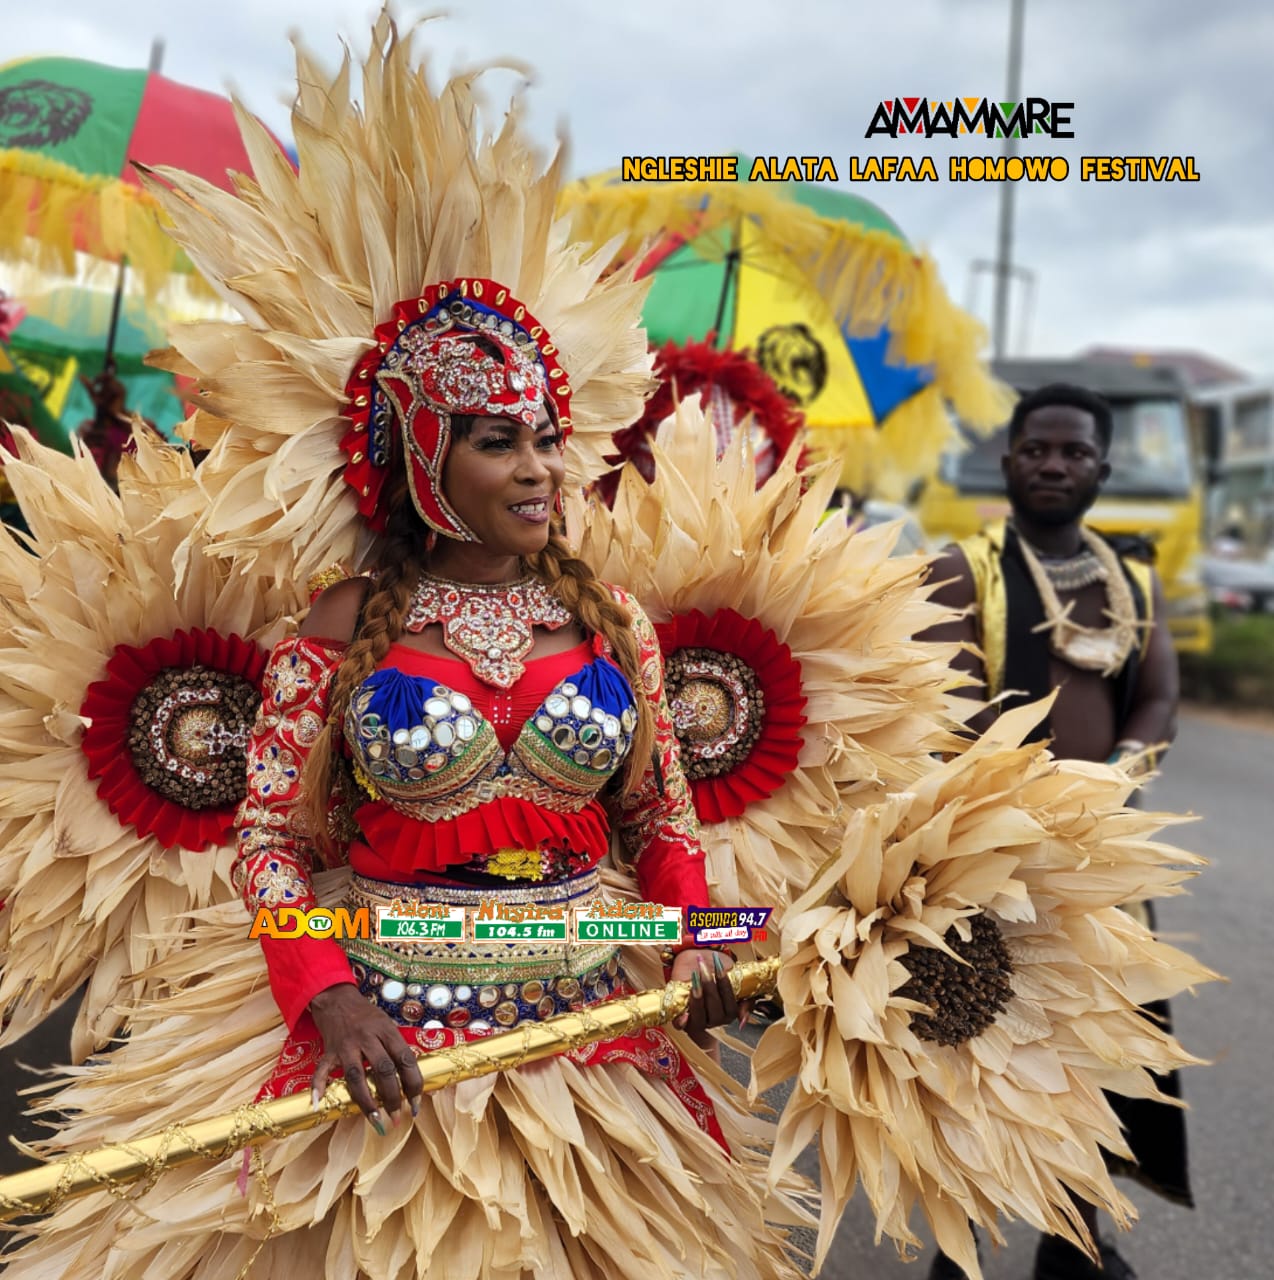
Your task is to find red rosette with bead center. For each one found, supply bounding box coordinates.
[80,628,268,851]
[654,608,806,824]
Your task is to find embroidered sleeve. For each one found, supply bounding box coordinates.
[605,591,711,912]
[232,635,357,1030]
[232,636,347,910]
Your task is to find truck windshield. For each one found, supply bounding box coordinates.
[946,398,1194,497]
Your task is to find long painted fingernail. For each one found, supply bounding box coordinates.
[310,1087,322,1112]
[368,1111,386,1136]
[738,1008,749,1030]
[390,1110,401,1128]
[691,969,702,994]
[713,952,724,974]
[409,1096,420,1118]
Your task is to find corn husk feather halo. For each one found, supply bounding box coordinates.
[751,700,1219,1278]
[0,430,292,1060]
[144,12,655,584]
[572,395,970,913]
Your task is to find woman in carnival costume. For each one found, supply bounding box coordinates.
[0,15,811,1280]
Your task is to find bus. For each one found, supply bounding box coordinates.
[1190,379,1274,551]
[916,357,1212,654]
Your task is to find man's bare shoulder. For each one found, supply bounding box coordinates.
[925,545,977,609]
[300,576,372,642]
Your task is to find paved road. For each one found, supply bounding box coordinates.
[0,706,1265,1277]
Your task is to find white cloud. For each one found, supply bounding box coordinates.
[4,0,1271,376]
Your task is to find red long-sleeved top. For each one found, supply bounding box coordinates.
[231,589,711,1029]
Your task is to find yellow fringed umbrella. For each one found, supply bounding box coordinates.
[0,55,290,298]
[558,164,1013,501]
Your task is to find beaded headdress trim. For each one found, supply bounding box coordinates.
[340,279,574,538]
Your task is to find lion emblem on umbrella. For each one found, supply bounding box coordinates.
[755,323,828,407]
[0,80,93,149]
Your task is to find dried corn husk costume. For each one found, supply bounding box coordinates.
[0,432,293,1059]
[0,14,1217,1280]
[572,403,1217,1276]
[0,16,812,1280]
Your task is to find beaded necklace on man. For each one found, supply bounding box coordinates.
[404,572,572,690]
[1012,523,1141,677]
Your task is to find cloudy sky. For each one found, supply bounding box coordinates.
[9,0,1272,376]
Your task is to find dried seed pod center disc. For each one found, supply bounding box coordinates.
[127,664,261,811]
[898,913,1015,1047]
[664,647,766,780]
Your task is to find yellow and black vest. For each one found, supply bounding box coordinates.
[957,519,1154,741]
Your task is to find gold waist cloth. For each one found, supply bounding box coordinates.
[339,870,621,1030]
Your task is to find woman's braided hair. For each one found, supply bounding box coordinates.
[302,442,655,850]
[302,466,426,853]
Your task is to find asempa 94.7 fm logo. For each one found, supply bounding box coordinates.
[685,906,773,945]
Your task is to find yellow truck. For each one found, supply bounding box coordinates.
[916,357,1212,654]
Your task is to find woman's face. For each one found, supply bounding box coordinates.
[440,408,565,557]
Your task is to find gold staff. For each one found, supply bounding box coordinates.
[0,957,780,1222]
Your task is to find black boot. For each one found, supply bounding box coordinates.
[1033,1232,1137,1279]
[926,1253,973,1280]
[926,1234,982,1280]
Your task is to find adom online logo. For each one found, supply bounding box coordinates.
[866,98,1075,140]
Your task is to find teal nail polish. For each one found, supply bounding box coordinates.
[713,952,724,974]
[369,1112,386,1137]
[691,969,702,994]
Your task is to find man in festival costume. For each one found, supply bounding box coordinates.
[922,383,1186,1280]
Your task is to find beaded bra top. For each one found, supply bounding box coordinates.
[343,653,637,822]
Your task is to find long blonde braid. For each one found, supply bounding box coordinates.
[527,532,655,801]
[302,477,426,852]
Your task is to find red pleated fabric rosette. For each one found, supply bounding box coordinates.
[80,627,268,850]
[654,608,806,824]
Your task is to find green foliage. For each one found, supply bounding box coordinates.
[1180,609,1274,707]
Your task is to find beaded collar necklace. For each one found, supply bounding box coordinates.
[1012,525,1140,676]
[404,572,572,689]
[1032,544,1108,593]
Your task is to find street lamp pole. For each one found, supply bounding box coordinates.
[991,0,1025,359]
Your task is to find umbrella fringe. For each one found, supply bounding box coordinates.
[0,150,215,299]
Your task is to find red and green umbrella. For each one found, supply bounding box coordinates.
[0,56,288,294]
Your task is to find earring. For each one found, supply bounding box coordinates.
[425,529,438,553]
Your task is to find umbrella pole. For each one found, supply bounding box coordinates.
[101,38,161,371]
[711,219,741,347]
[103,258,127,372]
